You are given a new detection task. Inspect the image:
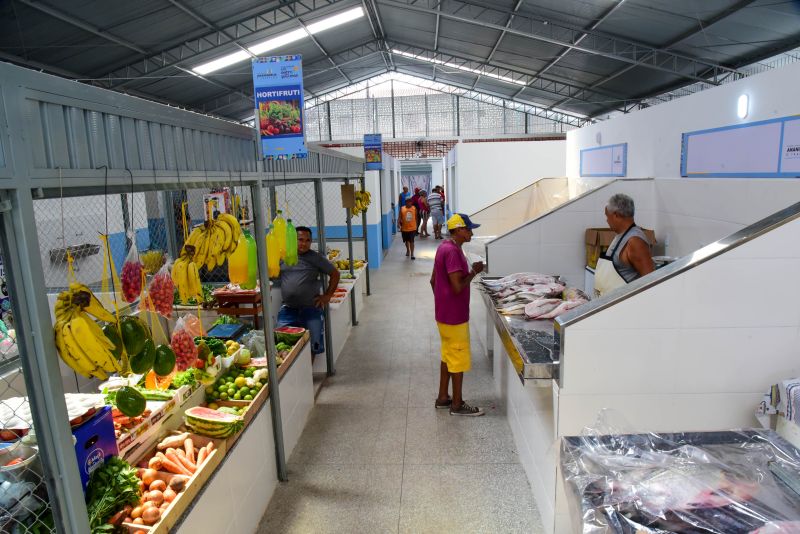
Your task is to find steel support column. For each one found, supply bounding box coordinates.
[345,178,358,326]
[250,182,287,481]
[360,176,371,295]
[314,179,335,375]
[0,188,91,533]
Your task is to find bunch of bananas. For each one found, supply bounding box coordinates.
[184,213,242,271]
[350,190,371,216]
[327,248,341,260]
[171,253,201,304]
[53,283,121,379]
[334,259,366,270]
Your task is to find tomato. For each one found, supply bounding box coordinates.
[5,458,23,466]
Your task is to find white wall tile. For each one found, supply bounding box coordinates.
[680,258,800,328]
[557,391,763,436]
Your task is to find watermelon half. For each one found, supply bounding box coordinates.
[274,326,305,345]
[184,406,243,438]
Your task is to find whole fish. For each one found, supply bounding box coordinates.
[529,282,566,297]
[496,302,527,314]
[524,298,562,318]
[537,298,587,319]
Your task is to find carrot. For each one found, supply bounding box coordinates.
[157,452,192,476]
[165,450,194,475]
[173,449,196,473]
[185,439,195,464]
[196,447,207,466]
[206,442,214,453]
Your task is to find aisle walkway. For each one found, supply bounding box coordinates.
[258,235,543,533]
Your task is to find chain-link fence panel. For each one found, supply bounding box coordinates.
[0,246,57,532]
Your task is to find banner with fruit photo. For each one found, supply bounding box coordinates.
[364,133,383,170]
[252,55,307,160]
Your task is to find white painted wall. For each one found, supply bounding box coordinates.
[567,60,800,179]
[454,140,566,214]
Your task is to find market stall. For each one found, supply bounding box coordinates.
[483,202,800,533]
[0,61,371,532]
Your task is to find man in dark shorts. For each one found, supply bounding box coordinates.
[399,196,418,259]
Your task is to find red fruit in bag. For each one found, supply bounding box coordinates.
[170,329,197,371]
[121,261,143,303]
[149,271,174,317]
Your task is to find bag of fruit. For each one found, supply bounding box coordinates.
[145,260,175,317]
[170,314,199,371]
[121,232,144,303]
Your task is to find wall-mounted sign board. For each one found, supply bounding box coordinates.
[580,143,627,177]
[681,115,800,177]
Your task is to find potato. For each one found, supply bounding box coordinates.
[169,476,187,492]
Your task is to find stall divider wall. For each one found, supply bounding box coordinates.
[485,177,800,285]
[0,61,365,532]
[469,177,569,237]
[485,179,653,286]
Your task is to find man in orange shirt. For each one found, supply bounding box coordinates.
[399,196,418,259]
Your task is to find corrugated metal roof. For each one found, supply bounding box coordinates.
[0,0,798,124]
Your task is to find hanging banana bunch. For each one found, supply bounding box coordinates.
[53,283,121,379]
[350,190,372,217]
[184,213,242,271]
[171,250,202,304]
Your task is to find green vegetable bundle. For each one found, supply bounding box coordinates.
[194,336,226,356]
[172,368,198,389]
[86,456,141,532]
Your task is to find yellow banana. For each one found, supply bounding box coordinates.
[218,213,241,242]
[172,258,189,302]
[61,322,106,379]
[187,262,201,299]
[69,315,120,373]
[77,287,116,322]
[215,218,233,250]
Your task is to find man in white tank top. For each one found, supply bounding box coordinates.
[604,194,654,282]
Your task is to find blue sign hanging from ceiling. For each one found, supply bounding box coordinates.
[363,134,383,170]
[252,55,307,160]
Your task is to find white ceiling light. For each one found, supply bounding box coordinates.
[392,48,526,86]
[193,6,364,75]
[737,93,749,119]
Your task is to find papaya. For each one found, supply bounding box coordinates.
[115,386,146,417]
[153,344,177,376]
[130,339,156,375]
[102,324,123,360]
[120,316,150,357]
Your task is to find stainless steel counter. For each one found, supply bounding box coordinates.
[481,290,558,384]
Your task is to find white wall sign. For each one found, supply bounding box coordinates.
[681,115,800,177]
[580,143,627,177]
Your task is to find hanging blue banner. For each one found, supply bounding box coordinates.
[252,55,307,160]
[364,133,383,170]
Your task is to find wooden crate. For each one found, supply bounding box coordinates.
[123,432,226,534]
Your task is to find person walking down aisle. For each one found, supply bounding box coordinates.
[277,227,340,355]
[417,190,430,237]
[398,186,410,211]
[428,186,445,239]
[399,197,418,259]
[431,213,485,416]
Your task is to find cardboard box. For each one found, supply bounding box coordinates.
[73,405,118,491]
[585,227,656,269]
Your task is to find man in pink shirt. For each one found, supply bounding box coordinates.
[430,213,485,416]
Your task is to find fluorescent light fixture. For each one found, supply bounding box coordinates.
[193,7,364,75]
[737,93,749,119]
[392,49,526,86]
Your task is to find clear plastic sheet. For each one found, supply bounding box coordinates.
[561,426,800,533]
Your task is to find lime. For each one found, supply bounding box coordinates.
[245,368,254,377]
[233,392,242,400]
[244,395,253,401]
[208,402,219,410]
[220,392,228,400]
[205,386,215,394]
[240,387,250,397]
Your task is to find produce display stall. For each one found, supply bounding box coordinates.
[0,62,370,532]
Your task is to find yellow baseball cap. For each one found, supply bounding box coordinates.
[447,213,481,231]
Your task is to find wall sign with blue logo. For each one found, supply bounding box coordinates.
[364,134,383,170]
[580,143,627,177]
[681,115,800,178]
[252,55,307,160]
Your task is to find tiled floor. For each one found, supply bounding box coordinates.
[258,234,543,534]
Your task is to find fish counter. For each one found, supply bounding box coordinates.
[561,429,800,533]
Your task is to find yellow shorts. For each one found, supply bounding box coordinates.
[437,322,471,373]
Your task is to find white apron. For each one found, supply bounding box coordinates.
[593,225,635,298]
